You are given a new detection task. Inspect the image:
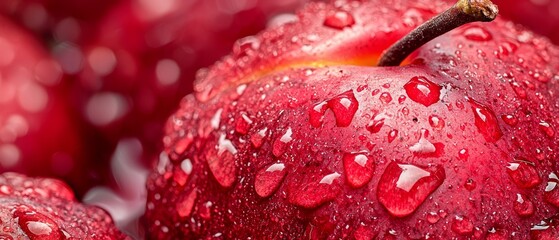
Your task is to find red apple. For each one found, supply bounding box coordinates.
[0,15,113,196]
[0,172,127,239]
[492,0,559,44]
[145,0,559,238]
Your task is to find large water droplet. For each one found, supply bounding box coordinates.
[510,81,527,99]
[255,163,287,198]
[501,114,518,126]
[468,98,502,142]
[327,90,359,127]
[513,193,535,217]
[463,26,492,41]
[207,134,238,188]
[250,127,267,148]
[233,36,261,57]
[287,169,341,208]
[343,152,374,188]
[234,114,253,135]
[323,10,355,29]
[451,215,474,235]
[366,110,386,134]
[13,206,63,239]
[506,160,541,189]
[377,162,445,217]
[404,76,441,107]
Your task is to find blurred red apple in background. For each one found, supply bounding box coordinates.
[492,0,559,44]
[144,0,559,238]
[0,14,116,197]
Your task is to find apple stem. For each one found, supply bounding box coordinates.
[377,0,499,67]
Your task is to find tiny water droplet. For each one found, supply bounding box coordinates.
[387,129,398,143]
[539,121,555,138]
[501,114,518,126]
[451,215,474,235]
[327,90,359,127]
[464,178,476,191]
[250,127,267,148]
[510,82,527,99]
[468,98,502,142]
[255,163,287,198]
[343,152,374,188]
[233,36,261,57]
[398,95,406,104]
[463,26,492,41]
[428,115,445,130]
[377,162,445,217]
[506,160,541,189]
[287,168,341,208]
[426,211,441,224]
[401,107,409,116]
[309,101,328,128]
[176,189,197,218]
[235,114,253,135]
[458,149,469,161]
[371,89,380,96]
[513,193,535,217]
[379,92,393,104]
[323,10,355,29]
[404,76,441,107]
[273,128,293,157]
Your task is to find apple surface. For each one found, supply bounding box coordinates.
[145,0,559,238]
[0,172,127,239]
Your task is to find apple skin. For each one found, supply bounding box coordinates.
[144,0,559,239]
[0,172,127,239]
[492,0,559,44]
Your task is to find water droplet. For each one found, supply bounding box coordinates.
[398,95,406,104]
[387,129,398,143]
[458,149,469,161]
[273,128,293,157]
[250,127,267,148]
[501,114,518,126]
[464,178,476,191]
[379,92,392,104]
[463,26,492,41]
[176,189,197,218]
[207,134,238,188]
[371,89,380,96]
[343,152,374,188]
[309,101,328,128]
[401,107,409,116]
[323,10,355,29]
[404,76,441,107]
[13,206,63,239]
[426,211,441,224]
[506,160,541,189]
[428,115,445,130]
[513,193,534,217]
[255,163,287,198]
[287,168,342,208]
[409,129,444,157]
[366,110,385,134]
[233,36,260,57]
[544,172,559,207]
[377,162,445,217]
[510,81,527,99]
[235,114,253,135]
[468,98,502,142]
[327,90,359,127]
[451,215,474,235]
[539,121,555,138]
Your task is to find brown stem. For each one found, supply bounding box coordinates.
[377,0,499,67]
